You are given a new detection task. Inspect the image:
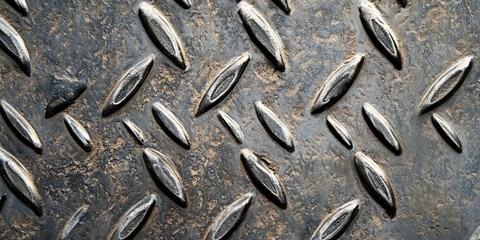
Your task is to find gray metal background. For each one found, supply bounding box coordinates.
[0,0,478,239]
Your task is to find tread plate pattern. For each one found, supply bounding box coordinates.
[0,0,477,239]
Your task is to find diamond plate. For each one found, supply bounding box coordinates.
[0,0,478,239]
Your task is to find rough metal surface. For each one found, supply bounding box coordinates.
[0,0,478,239]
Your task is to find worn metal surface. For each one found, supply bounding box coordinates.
[0,0,478,239]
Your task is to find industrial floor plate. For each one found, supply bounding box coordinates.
[0,0,478,239]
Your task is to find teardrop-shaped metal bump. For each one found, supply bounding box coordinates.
[152,102,191,150]
[45,76,87,118]
[354,152,395,217]
[431,113,462,153]
[0,100,42,154]
[143,148,187,207]
[217,110,244,144]
[60,205,89,239]
[255,101,294,152]
[139,2,188,70]
[110,194,156,240]
[470,225,480,240]
[174,0,192,9]
[310,199,360,240]
[362,103,402,155]
[326,115,353,149]
[0,146,42,216]
[102,55,154,117]
[63,114,93,152]
[272,0,291,14]
[196,53,250,117]
[238,2,286,71]
[5,0,29,15]
[418,56,473,115]
[205,193,254,240]
[123,119,146,145]
[359,0,401,69]
[0,17,31,76]
[311,54,364,114]
[240,149,287,208]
